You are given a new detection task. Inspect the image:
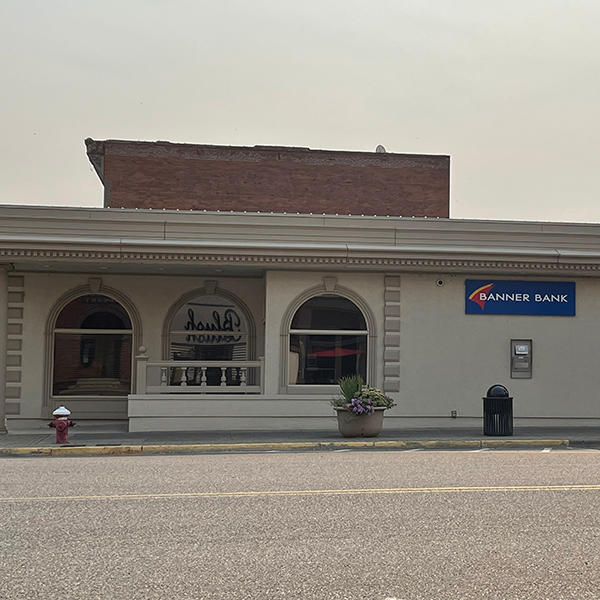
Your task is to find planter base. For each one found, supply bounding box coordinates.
[334,407,385,437]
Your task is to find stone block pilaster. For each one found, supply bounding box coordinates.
[0,266,7,432]
[383,275,401,394]
[5,275,24,419]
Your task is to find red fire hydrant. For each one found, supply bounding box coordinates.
[48,406,75,444]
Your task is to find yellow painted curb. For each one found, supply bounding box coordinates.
[141,442,319,453]
[0,446,144,457]
[481,439,568,448]
[0,438,572,457]
[375,440,482,449]
[321,441,375,449]
[50,445,144,457]
[0,447,53,456]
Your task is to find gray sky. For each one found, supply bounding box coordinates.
[2,0,599,222]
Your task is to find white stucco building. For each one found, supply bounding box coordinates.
[1,141,598,432]
[1,205,600,432]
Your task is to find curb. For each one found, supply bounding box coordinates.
[0,438,570,457]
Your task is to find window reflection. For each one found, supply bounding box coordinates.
[290,295,368,385]
[291,296,366,330]
[168,295,249,386]
[290,334,367,384]
[53,295,132,396]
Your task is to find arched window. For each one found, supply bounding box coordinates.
[168,293,249,386]
[289,295,368,385]
[52,294,133,396]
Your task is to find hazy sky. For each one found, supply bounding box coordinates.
[2,0,599,222]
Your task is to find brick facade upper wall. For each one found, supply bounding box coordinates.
[85,139,450,217]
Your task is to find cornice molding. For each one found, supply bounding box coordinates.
[2,245,600,273]
[84,138,449,170]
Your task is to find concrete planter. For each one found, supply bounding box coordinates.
[334,406,386,437]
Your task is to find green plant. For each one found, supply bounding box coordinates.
[332,376,396,415]
[360,386,395,409]
[338,375,364,402]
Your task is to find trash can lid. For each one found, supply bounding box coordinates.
[486,384,509,397]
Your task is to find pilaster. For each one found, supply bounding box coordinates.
[383,275,401,394]
[0,266,8,432]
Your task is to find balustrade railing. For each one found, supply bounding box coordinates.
[135,347,264,394]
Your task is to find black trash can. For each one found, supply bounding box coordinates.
[483,384,513,436]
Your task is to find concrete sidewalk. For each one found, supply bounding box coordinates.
[1,425,600,457]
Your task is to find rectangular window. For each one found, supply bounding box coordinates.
[53,333,132,396]
[290,334,367,385]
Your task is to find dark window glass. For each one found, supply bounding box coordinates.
[55,295,132,329]
[169,338,239,387]
[290,295,368,385]
[53,333,132,396]
[289,334,367,384]
[53,295,133,397]
[167,295,250,388]
[291,296,366,331]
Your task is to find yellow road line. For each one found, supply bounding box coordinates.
[2,484,600,503]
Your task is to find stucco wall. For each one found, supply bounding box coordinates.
[263,270,386,395]
[16,272,265,422]
[397,273,600,422]
[12,268,600,429]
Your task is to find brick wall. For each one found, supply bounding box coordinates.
[86,139,450,217]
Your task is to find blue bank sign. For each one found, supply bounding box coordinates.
[465,280,576,316]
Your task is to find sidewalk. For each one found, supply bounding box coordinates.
[2,425,600,457]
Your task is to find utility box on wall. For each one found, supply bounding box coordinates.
[511,339,532,379]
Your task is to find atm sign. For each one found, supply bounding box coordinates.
[465,280,575,316]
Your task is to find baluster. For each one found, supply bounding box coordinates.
[180,367,188,387]
[200,367,207,388]
[240,368,247,388]
[220,367,227,387]
[135,346,148,394]
[160,368,167,386]
[259,356,265,393]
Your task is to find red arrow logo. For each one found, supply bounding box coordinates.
[468,283,494,310]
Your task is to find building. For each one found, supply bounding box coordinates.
[84,138,450,217]
[1,140,598,432]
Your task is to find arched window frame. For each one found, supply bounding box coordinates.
[162,285,256,361]
[280,285,377,394]
[44,284,142,412]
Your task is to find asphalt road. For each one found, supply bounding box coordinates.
[2,449,600,600]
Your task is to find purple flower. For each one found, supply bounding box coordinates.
[345,396,375,415]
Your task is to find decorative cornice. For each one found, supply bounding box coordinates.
[3,245,600,273]
[84,138,105,183]
[85,138,449,170]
